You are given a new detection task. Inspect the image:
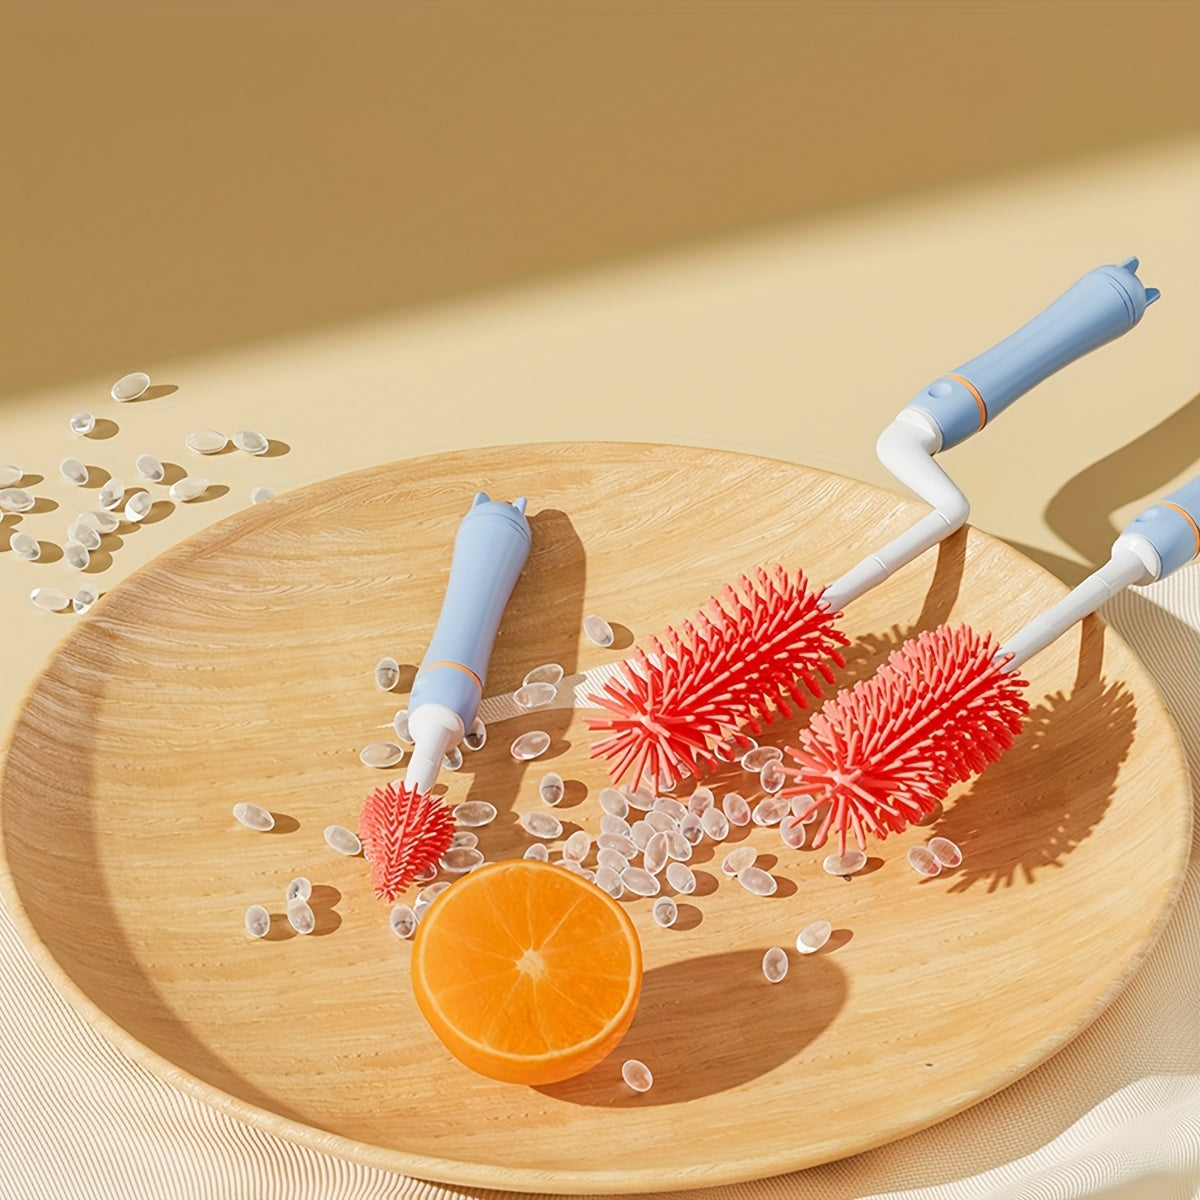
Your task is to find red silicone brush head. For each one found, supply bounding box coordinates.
[359,781,456,901]
[779,623,1030,854]
[586,565,848,789]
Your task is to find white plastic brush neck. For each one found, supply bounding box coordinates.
[822,412,968,613]
[403,703,465,795]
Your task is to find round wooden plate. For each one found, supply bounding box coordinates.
[0,443,1190,1194]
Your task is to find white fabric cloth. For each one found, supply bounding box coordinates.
[2,569,1198,1200]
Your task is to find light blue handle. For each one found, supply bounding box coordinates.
[1121,476,1200,579]
[908,257,1159,450]
[409,492,532,727]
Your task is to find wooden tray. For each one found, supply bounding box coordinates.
[0,443,1190,1194]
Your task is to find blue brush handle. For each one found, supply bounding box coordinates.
[1121,476,1200,579]
[908,257,1159,450]
[409,492,532,728]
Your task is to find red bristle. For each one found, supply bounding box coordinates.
[586,565,848,788]
[358,781,456,901]
[778,623,1030,854]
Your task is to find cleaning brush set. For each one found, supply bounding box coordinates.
[362,256,1167,895]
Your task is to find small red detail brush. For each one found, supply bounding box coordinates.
[778,624,1028,854]
[586,566,849,788]
[359,781,456,901]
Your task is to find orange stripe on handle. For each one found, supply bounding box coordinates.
[1161,502,1200,556]
[946,374,988,430]
[419,660,483,690]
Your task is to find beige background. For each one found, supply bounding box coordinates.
[1,3,1199,1198]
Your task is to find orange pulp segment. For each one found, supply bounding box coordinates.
[410,859,643,1085]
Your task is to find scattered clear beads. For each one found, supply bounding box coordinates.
[29,587,70,612]
[523,662,564,686]
[9,531,40,561]
[796,920,832,954]
[515,682,557,708]
[741,745,783,772]
[762,946,789,983]
[510,730,551,760]
[81,509,120,533]
[453,800,497,827]
[620,866,660,897]
[233,802,275,831]
[450,831,478,850]
[523,843,549,861]
[360,742,404,769]
[593,866,623,898]
[822,849,867,876]
[442,746,463,771]
[59,457,89,485]
[928,836,963,868]
[700,806,729,841]
[186,429,227,455]
[779,816,808,849]
[392,709,412,743]
[440,847,484,873]
[562,829,590,862]
[124,492,153,522]
[621,1059,653,1093]
[752,796,789,826]
[738,867,778,896]
[598,787,628,818]
[390,904,418,938]
[907,845,942,877]
[244,905,271,938]
[286,877,312,902]
[0,466,22,487]
[0,488,35,513]
[286,899,316,935]
[72,586,99,613]
[110,371,150,401]
[463,716,487,751]
[69,411,96,435]
[169,476,209,502]
[722,792,751,826]
[652,896,678,927]
[68,521,102,550]
[538,772,564,805]
[521,811,562,839]
[64,541,90,571]
[374,657,400,690]
[135,454,165,482]
[583,614,614,647]
[97,478,125,510]
[324,825,362,856]
[759,761,788,794]
[721,846,757,876]
[232,429,269,455]
[250,486,275,504]
[665,861,696,893]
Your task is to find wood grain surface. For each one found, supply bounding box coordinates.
[0,443,1190,1194]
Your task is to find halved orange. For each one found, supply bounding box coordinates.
[410,859,643,1085]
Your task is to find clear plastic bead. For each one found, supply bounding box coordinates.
[72,586,99,613]
[324,825,362,856]
[752,796,790,826]
[510,730,551,760]
[598,787,629,818]
[285,877,312,902]
[538,772,564,806]
[392,708,412,744]
[82,509,120,533]
[678,811,704,845]
[779,816,808,849]
[599,814,631,838]
[450,831,478,850]
[59,457,88,486]
[597,833,637,858]
[110,371,150,401]
[124,492,153,522]
[796,920,832,954]
[907,845,942,877]
[169,476,209,502]
[244,905,271,938]
[69,411,96,436]
[762,946,788,983]
[414,863,439,884]
[68,521,102,550]
[374,657,400,691]
[232,429,269,455]
[741,745,783,772]
[652,796,687,821]
[928,836,963,868]
[652,897,677,927]
[562,829,590,863]
[593,866,623,899]
[135,454,165,482]
[700,806,729,841]
[583,614,614,647]
[29,587,70,612]
[453,800,497,827]
[624,786,655,812]
[8,531,40,561]
[250,486,275,504]
[0,488,35,513]
[523,843,549,861]
[463,716,487,751]
[759,761,788,794]
[722,792,751,826]
[621,1059,653,1093]
[523,662,564,686]
[286,899,316,935]
[643,831,669,875]
[521,811,562,839]
[359,742,404,769]
[0,466,21,488]
[822,849,867,876]
[442,746,463,771]
[185,429,227,455]
[64,541,90,571]
[665,861,696,894]
[620,866,660,897]
[721,846,757,876]
[645,810,676,834]
[440,847,484,873]
[515,682,557,708]
[390,904,418,939]
[792,794,820,823]
[629,820,653,851]
[687,786,715,815]
[663,831,691,862]
[597,848,629,873]
[233,802,276,831]
[738,866,777,896]
[97,479,125,510]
